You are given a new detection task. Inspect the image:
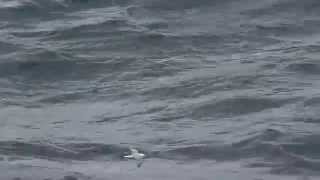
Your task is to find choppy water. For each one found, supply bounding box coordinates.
[1,0,320,179]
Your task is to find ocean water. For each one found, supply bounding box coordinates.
[1,0,320,179]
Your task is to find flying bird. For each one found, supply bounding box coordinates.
[124,148,146,167]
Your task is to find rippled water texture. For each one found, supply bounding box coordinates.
[1,0,320,179]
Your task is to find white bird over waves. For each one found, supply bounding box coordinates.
[124,148,146,167]
[124,148,145,160]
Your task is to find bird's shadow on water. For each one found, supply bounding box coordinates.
[136,159,144,168]
[122,156,146,168]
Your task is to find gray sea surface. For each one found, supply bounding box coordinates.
[1,0,320,179]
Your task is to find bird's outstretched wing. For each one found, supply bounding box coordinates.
[124,155,134,159]
[130,148,138,154]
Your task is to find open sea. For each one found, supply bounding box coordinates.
[1,0,320,179]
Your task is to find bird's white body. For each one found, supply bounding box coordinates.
[124,148,145,160]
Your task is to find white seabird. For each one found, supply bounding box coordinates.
[124,148,145,167]
[124,148,145,160]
